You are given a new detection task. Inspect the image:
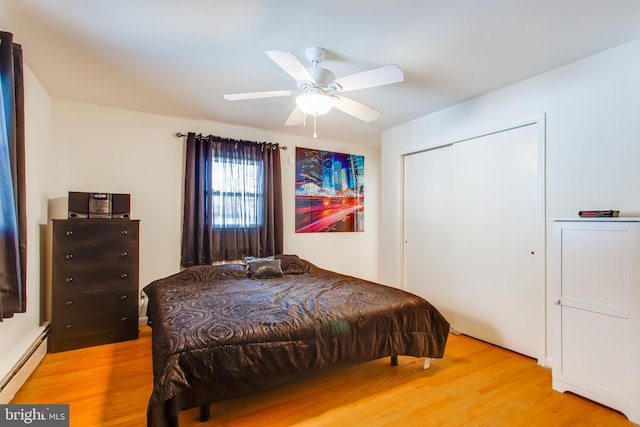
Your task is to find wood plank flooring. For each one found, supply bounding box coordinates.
[11,326,637,426]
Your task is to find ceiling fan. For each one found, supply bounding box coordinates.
[223,47,404,137]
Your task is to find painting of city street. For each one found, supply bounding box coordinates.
[295,147,364,233]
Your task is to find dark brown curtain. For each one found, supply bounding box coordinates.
[0,31,26,320]
[181,132,283,265]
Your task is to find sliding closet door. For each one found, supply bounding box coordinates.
[403,122,544,361]
[403,145,455,325]
[451,124,543,360]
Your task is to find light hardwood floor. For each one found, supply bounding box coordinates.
[12,326,637,426]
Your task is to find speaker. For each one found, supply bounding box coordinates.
[111,193,130,219]
[68,192,89,219]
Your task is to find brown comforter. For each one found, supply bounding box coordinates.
[143,257,449,427]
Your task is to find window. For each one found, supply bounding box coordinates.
[181,133,282,265]
[211,156,264,228]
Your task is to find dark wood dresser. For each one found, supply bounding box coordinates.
[50,219,139,352]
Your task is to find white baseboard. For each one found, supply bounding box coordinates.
[138,316,148,327]
[0,336,48,404]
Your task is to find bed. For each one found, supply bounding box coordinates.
[143,255,450,427]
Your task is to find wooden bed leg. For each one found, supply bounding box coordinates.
[199,405,210,422]
[390,355,398,366]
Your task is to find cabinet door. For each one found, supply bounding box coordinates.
[551,219,640,415]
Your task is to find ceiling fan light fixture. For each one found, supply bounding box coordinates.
[296,93,333,115]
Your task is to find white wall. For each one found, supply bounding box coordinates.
[0,64,52,396]
[380,38,640,357]
[49,100,381,288]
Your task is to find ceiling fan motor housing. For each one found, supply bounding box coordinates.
[307,67,336,86]
[305,46,326,64]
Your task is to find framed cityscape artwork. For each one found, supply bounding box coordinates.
[295,147,364,233]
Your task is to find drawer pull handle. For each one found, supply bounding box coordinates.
[120,295,127,301]
[121,230,128,236]
[121,252,128,257]
[65,230,74,236]
[65,254,73,260]
[65,300,73,306]
[120,273,128,279]
[121,316,127,322]
[65,276,73,283]
[65,324,72,329]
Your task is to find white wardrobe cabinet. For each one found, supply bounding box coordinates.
[551,218,640,424]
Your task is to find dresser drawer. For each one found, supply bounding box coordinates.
[51,289,138,338]
[53,220,138,246]
[53,241,138,266]
[52,264,137,291]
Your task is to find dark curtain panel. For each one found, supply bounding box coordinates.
[181,133,283,266]
[0,31,26,320]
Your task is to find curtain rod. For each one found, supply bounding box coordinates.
[174,132,287,150]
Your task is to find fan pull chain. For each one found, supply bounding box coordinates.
[313,113,318,138]
[300,112,319,138]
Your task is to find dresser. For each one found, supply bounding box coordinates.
[50,219,139,352]
[550,218,640,424]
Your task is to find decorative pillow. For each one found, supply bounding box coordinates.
[245,257,284,279]
[186,264,248,280]
[276,254,310,274]
[209,263,248,279]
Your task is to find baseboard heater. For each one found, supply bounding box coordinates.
[0,323,50,404]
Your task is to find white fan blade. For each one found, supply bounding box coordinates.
[265,50,316,83]
[285,107,305,126]
[224,90,294,101]
[332,96,381,122]
[335,64,404,92]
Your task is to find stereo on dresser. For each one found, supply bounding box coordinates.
[68,191,130,219]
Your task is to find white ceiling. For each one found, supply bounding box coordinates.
[2,0,640,146]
